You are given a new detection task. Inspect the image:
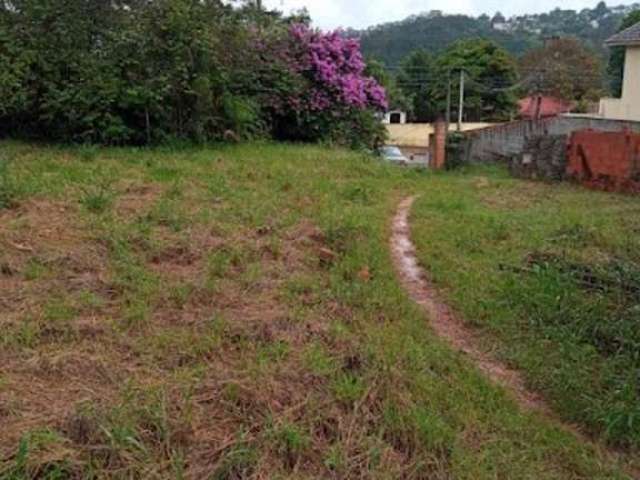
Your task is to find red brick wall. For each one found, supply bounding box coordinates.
[567,130,640,192]
[431,120,447,169]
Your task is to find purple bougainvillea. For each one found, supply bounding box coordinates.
[288,24,388,113]
[250,23,387,146]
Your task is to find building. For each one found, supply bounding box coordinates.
[599,22,640,121]
[383,110,407,125]
[518,95,573,119]
[491,12,509,31]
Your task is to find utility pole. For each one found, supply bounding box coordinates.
[256,0,262,9]
[457,69,465,132]
[445,70,452,130]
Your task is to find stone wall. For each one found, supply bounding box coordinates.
[462,115,640,163]
[509,135,568,181]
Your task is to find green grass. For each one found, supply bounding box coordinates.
[0,140,636,478]
[411,165,640,449]
[0,153,19,210]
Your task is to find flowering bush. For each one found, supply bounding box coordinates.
[261,24,388,148]
[289,25,388,113]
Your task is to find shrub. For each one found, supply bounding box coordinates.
[0,4,386,149]
[266,25,387,148]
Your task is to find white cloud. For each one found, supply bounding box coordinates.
[263,0,639,30]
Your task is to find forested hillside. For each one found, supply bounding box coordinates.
[354,2,639,65]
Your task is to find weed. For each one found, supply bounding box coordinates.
[333,373,366,406]
[0,155,18,209]
[2,317,41,349]
[211,442,257,480]
[43,296,77,323]
[2,430,73,480]
[146,198,186,231]
[257,340,290,366]
[75,289,105,313]
[267,422,311,469]
[23,258,49,281]
[79,178,115,214]
[342,183,373,204]
[75,144,99,163]
[165,180,184,200]
[167,282,194,309]
[239,262,262,291]
[303,343,337,377]
[100,221,158,327]
[323,444,346,473]
[150,165,181,183]
[207,175,230,200]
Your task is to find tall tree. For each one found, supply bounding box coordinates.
[607,10,640,98]
[432,39,518,122]
[519,37,605,104]
[396,49,437,122]
[364,58,409,112]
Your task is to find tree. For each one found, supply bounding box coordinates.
[0,1,386,148]
[270,25,387,147]
[607,10,640,97]
[519,37,605,104]
[593,1,608,19]
[356,3,629,67]
[432,39,518,122]
[364,58,409,112]
[396,49,437,122]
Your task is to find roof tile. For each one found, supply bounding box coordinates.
[606,21,640,46]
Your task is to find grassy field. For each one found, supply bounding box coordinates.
[0,141,636,479]
[411,167,640,451]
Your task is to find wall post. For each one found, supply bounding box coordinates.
[432,118,447,169]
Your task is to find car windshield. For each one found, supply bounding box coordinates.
[381,146,403,157]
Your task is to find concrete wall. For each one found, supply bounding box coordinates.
[463,115,640,163]
[387,122,493,148]
[509,135,568,181]
[383,111,407,125]
[599,46,640,121]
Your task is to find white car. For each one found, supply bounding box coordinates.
[380,145,429,168]
[380,145,410,165]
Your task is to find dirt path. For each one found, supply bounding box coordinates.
[390,196,638,477]
[390,196,546,410]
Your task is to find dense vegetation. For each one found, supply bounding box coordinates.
[0,0,386,147]
[519,38,606,109]
[384,7,640,121]
[0,142,636,478]
[393,40,518,122]
[354,2,639,66]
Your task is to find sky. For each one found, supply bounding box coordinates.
[262,0,639,30]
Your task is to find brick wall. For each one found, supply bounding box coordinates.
[567,130,640,192]
[431,120,447,169]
